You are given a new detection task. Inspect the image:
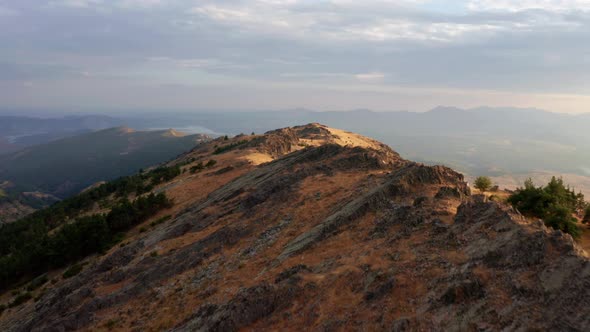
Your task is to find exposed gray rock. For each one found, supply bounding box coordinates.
[174,282,300,332]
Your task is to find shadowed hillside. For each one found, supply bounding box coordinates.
[0,127,210,223]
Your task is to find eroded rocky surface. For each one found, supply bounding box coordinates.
[2,124,590,331]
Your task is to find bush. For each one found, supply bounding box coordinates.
[190,162,204,174]
[545,205,581,238]
[26,275,48,291]
[150,215,171,227]
[474,176,493,192]
[584,206,590,224]
[508,177,584,238]
[213,140,248,155]
[62,263,84,279]
[9,292,32,308]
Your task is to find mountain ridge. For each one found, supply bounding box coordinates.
[1,123,590,331]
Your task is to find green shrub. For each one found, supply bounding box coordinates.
[213,140,248,155]
[474,176,493,192]
[26,275,48,291]
[190,162,205,174]
[105,319,118,330]
[34,289,46,302]
[584,206,590,224]
[150,215,171,227]
[62,263,83,279]
[9,292,32,308]
[508,177,584,238]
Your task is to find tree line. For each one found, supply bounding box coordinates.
[0,192,172,291]
[0,165,182,292]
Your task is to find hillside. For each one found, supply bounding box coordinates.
[0,115,127,155]
[1,124,590,331]
[0,127,210,223]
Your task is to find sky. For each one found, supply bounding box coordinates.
[1,0,590,113]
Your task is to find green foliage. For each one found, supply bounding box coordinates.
[584,206,590,224]
[213,140,248,155]
[0,190,173,291]
[190,162,205,174]
[544,205,581,238]
[62,263,84,279]
[107,193,172,232]
[508,177,584,238]
[26,275,48,291]
[105,319,119,330]
[150,215,171,227]
[190,159,217,173]
[34,290,46,302]
[9,292,32,308]
[146,165,181,185]
[474,176,493,192]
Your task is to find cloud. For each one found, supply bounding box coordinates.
[189,1,509,43]
[355,72,385,82]
[468,0,590,12]
[50,0,102,8]
[0,63,79,81]
[2,0,590,112]
[118,0,163,9]
[0,6,18,16]
[49,0,162,10]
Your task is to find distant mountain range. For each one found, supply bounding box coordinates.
[0,115,126,155]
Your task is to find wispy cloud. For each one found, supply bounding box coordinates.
[355,72,385,82]
[49,0,102,8]
[468,0,590,12]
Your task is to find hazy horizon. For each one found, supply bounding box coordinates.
[0,105,588,118]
